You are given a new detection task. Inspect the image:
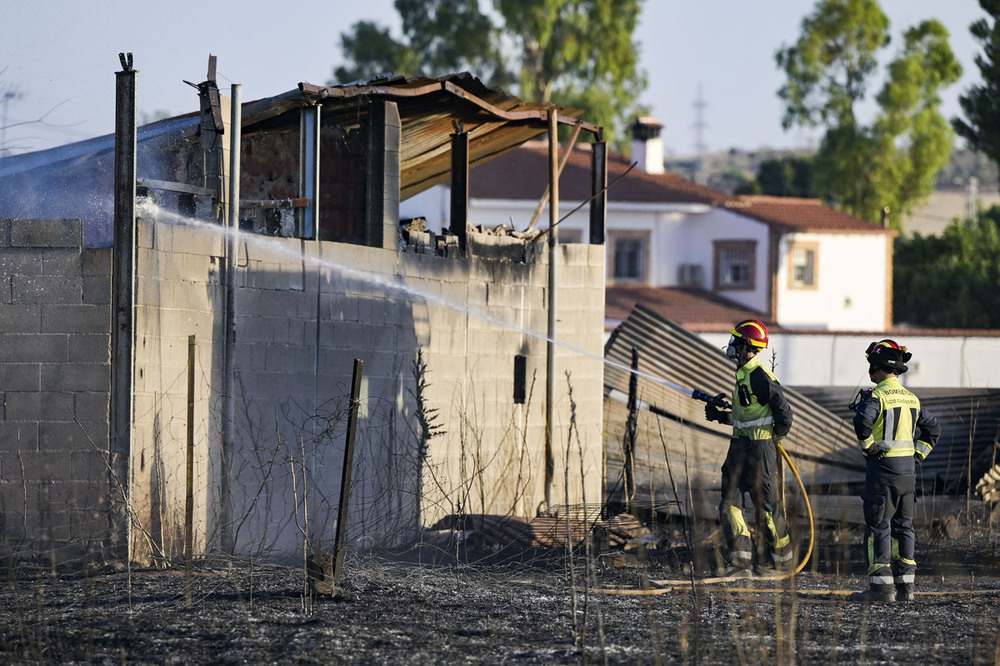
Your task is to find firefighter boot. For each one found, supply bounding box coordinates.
[895,583,914,602]
[848,584,896,603]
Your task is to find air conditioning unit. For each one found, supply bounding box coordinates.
[678,263,705,287]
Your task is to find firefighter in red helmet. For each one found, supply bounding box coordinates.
[704,319,794,575]
[849,340,940,602]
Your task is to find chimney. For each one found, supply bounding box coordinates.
[631,116,664,174]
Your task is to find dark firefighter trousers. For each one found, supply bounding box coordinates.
[719,436,793,568]
[863,457,917,588]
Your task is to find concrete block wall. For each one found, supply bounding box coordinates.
[131,219,225,564]
[0,219,111,564]
[414,235,606,524]
[132,217,606,561]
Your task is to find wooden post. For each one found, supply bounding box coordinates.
[110,52,136,562]
[624,347,639,512]
[185,335,196,605]
[332,358,363,584]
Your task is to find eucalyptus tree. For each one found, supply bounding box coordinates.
[332,0,647,148]
[953,0,1000,192]
[776,0,961,230]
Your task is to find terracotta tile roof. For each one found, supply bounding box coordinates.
[726,195,894,235]
[605,284,778,333]
[469,145,893,237]
[469,141,729,205]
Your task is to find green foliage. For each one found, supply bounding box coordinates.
[894,210,1000,328]
[777,1,961,230]
[709,168,757,195]
[775,0,890,129]
[331,0,647,147]
[754,156,815,197]
[332,20,427,83]
[953,1,1000,189]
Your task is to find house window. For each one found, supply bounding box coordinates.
[713,240,756,290]
[609,232,648,282]
[789,243,818,289]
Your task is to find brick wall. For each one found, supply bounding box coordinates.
[0,218,111,565]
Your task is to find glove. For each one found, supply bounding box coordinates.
[848,389,873,412]
[865,444,888,461]
[914,453,923,464]
[705,403,729,424]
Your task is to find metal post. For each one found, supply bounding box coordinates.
[332,358,364,584]
[544,110,558,513]
[449,127,469,253]
[220,83,241,554]
[590,140,607,245]
[299,104,320,239]
[110,52,137,562]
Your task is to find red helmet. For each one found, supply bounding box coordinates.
[731,319,768,350]
[866,339,911,374]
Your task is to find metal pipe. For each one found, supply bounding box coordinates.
[544,111,558,512]
[299,105,320,239]
[221,83,241,553]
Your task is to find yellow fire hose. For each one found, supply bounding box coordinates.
[593,440,814,595]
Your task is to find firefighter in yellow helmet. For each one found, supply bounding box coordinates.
[849,340,940,603]
[704,319,794,575]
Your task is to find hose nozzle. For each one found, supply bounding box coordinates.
[691,389,731,410]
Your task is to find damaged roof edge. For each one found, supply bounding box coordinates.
[294,77,601,137]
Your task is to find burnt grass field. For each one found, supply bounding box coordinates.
[2,523,1000,665]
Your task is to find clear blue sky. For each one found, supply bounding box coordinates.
[0,0,986,156]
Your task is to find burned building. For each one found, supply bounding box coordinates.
[0,61,608,565]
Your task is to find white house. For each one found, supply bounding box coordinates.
[403,123,894,333]
[401,121,1000,390]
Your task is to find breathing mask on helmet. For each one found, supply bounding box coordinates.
[725,335,743,359]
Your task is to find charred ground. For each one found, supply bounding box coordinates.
[2,524,999,665]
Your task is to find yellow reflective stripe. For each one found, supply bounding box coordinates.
[860,436,874,450]
[729,505,751,538]
[915,440,932,457]
[765,512,791,549]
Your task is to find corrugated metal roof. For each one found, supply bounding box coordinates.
[275,73,593,200]
[603,303,866,523]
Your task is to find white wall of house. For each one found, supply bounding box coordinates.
[774,232,890,332]
[406,188,773,309]
[406,186,892,333]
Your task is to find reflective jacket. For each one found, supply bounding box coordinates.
[730,355,793,441]
[853,377,940,461]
